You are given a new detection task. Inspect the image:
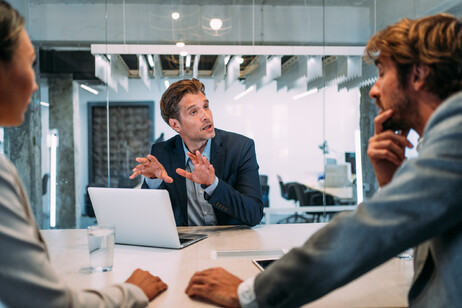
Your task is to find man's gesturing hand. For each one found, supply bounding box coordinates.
[130,154,173,183]
[185,267,242,308]
[367,109,413,187]
[176,151,216,186]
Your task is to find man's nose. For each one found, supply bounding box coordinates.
[369,81,380,100]
[200,109,209,121]
[33,80,39,93]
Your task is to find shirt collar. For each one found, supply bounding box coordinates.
[182,139,212,165]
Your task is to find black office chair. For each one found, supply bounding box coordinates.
[306,189,336,222]
[277,175,312,224]
[259,175,270,209]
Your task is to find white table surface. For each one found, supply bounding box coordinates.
[42,224,413,307]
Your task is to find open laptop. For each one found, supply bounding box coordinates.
[87,187,207,249]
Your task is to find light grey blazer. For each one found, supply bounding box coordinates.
[0,155,148,307]
[254,91,462,308]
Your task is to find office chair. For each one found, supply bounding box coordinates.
[307,190,335,222]
[259,175,270,208]
[259,175,270,224]
[277,175,312,224]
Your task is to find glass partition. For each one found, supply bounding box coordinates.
[4,0,461,228]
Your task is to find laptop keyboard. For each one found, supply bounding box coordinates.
[180,237,193,244]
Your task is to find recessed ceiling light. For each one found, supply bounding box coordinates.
[210,18,223,30]
[176,41,185,48]
[172,12,180,20]
[80,84,99,95]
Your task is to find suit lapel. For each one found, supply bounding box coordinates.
[171,136,188,219]
[211,129,226,179]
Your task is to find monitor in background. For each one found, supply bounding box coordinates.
[326,157,337,165]
[345,152,356,175]
[325,164,352,187]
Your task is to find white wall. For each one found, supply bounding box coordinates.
[78,78,359,209]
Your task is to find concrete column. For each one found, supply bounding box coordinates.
[3,44,43,228]
[49,75,78,228]
[3,97,43,227]
[359,85,379,199]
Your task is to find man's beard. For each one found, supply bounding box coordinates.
[380,87,415,132]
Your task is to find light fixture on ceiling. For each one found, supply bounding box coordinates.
[171,12,180,20]
[80,84,99,95]
[210,18,223,30]
[234,85,255,100]
[292,88,318,100]
[185,54,191,68]
[176,41,185,48]
[147,55,154,68]
[202,16,232,37]
[40,101,49,107]
[164,80,170,89]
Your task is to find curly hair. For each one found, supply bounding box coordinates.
[364,13,462,100]
[0,0,24,63]
[160,78,206,124]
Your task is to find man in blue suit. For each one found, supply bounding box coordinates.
[130,79,263,227]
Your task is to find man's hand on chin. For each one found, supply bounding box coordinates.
[185,267,242,308]
[367,109,413,187]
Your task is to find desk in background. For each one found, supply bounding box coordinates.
[300,180,354,201]
[263,205,357,225]
[42,224,412,307]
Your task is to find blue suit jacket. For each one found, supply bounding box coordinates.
[142,128,263,227]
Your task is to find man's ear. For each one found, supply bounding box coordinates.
[169,118,181,133]
[410,63,430,91]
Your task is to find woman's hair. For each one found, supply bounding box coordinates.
[364,13,462,100]
[160,78,206,124]
[0,1,24,63]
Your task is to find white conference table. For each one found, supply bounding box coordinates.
[42,224,413,307]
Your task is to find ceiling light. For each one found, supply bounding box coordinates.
[147,55,154,68]
[164,80,170,89]
[185,55,191,68]
[176,41,185,48]
[210,18,223,30]
[234,85,255,100]
[40,101,49,107]
[80,84,99,95]
[292,88,318,100]
[172,12,180,20]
